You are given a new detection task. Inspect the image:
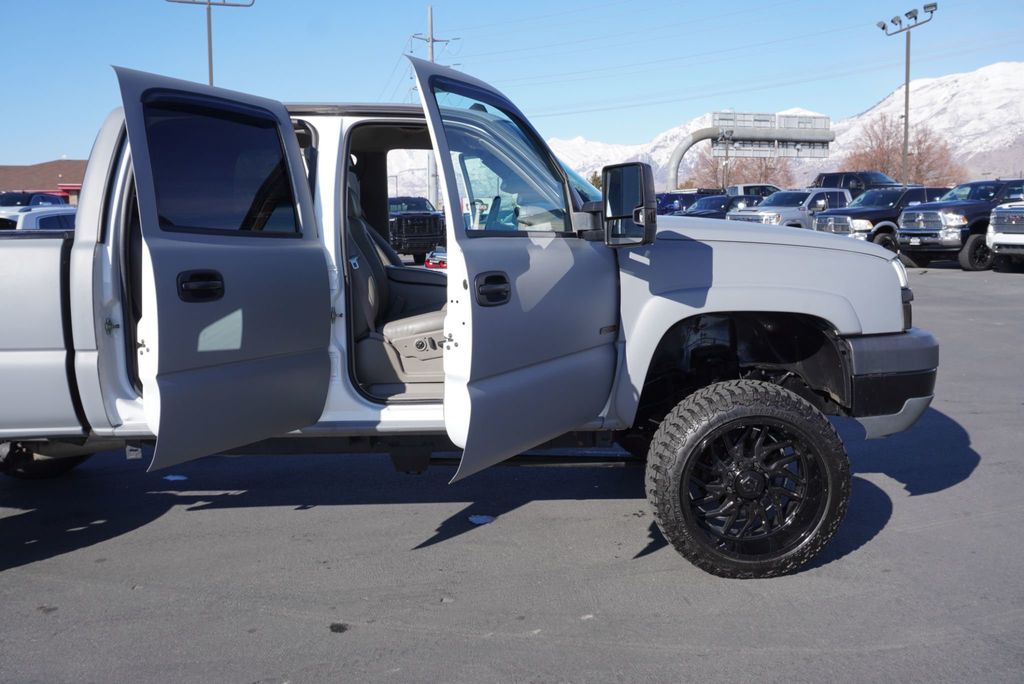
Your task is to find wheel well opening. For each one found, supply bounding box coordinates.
[621,313,852,453]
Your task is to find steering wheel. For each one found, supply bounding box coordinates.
[483,195,503,230]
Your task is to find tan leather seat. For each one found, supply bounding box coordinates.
[346,172,445,384]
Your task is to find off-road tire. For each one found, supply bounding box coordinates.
[0,445,91,480]
[958,233,994,271]
[645,380,850,579]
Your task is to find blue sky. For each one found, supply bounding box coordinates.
[2,0,1022,164]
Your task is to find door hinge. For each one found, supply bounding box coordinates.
[331,307,342,322]
[104,318,121,335]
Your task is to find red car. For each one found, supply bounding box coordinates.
[424,247,447,269]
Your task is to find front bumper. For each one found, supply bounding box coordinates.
[897,230,963,253]
[843,328,939,438]
[988,231,1024,255]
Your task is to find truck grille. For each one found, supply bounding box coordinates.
[392,214,443,236]
[899,210,943,232]
[730,214,765,223]
[814,215,851,234]
[991,211,1024,234]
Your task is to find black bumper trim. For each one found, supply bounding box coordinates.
[845,328,939,376]
[852,369,937,417]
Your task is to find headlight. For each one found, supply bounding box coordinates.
[763,213,781,224]
[850,219,874,232]
[941,212,968,227]
[988,213,996,234]
[892,258,909,287]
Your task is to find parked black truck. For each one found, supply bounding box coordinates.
[813,186,948,251]
[810,171,900,199]
[897,178,1024,270]
[388,196,445,265]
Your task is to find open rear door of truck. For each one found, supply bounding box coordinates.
[116,67,331,470]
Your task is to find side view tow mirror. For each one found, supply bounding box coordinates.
[602,162,657,247]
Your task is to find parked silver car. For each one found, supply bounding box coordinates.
[727,188,851,229]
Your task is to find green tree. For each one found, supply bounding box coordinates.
[587,171,602,189]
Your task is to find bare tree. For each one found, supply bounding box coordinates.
[680,144,794,188]
[841,114,966,185]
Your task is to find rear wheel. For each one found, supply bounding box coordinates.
[958,234,994,271]
[873,232,898,252]
[0,444,91,480]
[645,380,850,578]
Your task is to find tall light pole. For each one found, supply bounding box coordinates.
[411,6,457,208]
[877,3,937,185]
[166,0,255,86]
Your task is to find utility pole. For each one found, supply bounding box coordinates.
[877,4,937,185]
[166,0,255,86]
[411,6,456,208]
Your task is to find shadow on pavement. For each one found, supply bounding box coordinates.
[0,409,978,574]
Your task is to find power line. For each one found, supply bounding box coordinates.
[525,37,1019,119]
[455,0,803,63]
[444,0,633,34]
[491,22,863,89]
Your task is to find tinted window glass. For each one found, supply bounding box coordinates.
[926,188,947,201]
[864,171,898,184]
[1002,181,1024,199]
[941,182,1000,202]
[827,191,847,208]
[143,103,298,234]
[37,215,65,229]
[761,192,809,207]
[819,174,840,188]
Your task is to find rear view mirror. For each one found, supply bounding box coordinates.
[602,162,657,247]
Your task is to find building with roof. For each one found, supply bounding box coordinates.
[0,159,87,204]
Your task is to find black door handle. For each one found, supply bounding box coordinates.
[177,270,224,302]
[475,271,511,307]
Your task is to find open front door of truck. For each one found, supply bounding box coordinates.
[410,58,619,481]
[115,68,331,470]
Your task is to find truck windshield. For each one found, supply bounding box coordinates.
[849,189,903,208]
[760,192,809,207]
[389,198,435,213]
[863,172,898,184]
[688,195,728,212]
[940,182,1000,202]
[0,193,32,206]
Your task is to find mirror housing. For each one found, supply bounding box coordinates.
[602,162,657,247]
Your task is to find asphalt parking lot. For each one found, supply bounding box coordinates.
[1,261,1022,683]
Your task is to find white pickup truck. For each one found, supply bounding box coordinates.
[0,60,938,578]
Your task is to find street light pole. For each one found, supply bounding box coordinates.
[878,3,937,185]
[412,6,457,208]
[166,0,256,87]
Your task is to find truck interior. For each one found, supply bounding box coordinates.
[342,122,447,403]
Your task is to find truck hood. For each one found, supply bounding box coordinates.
[655,215,893,259]
[909,199,989,213]
[817,206,895,221]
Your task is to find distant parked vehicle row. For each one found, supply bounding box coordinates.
[677,194,762,220]
[0,205,76,231]
[897,178,1024,270]
[814,186,948,251]
[0,191,67,220]
[810,170,900,198]
[387,195,445,265]
[988,201,1024,269]
[725,183,780,198]
[727,188,851,229]
[655,188,723,215]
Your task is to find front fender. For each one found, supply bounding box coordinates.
[609,237,903,428]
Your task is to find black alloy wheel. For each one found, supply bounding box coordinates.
[646,380,850,578]
[959,233,994,271]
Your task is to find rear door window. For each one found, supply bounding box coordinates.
[143,103,300,235]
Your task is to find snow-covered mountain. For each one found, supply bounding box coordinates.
[548,61,1024,188]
